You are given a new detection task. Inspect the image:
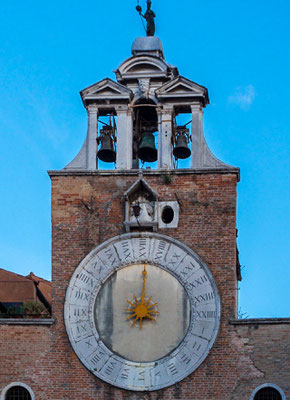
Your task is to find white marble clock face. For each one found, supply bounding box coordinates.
[64,233,221,392]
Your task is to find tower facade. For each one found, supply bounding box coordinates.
[0,35,289,400]
[52,36,242,394]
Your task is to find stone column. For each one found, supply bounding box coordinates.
[116,107,133,170]
[87,105,98,170]
[157,107,163,169]
[191,103,203,169]
[159,107,173,169]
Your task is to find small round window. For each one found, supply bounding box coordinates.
[161,206,174,224]
[254,387,282,400]
[5,386,31,400]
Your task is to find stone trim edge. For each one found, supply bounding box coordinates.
[0,318,54,326]
[229,318,290,325]
[48,167,240,181]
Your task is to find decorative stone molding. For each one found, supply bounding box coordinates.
[158,201,180,228]
[0,318,54,325]
[229,318,290,325]
[115,54,177,83]
[156,76,209,106]
[81,78,132,107]
[123,178,158,232]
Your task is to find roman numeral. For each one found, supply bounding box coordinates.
[180,353,191,365]
[196,310,216,319]
[90,350,106,366]
[120,367,130,380]
[73,308,87,317]
[104,361,117,376]
[136,370,145,382]
[104,248,117,266]
[154,241,166,261]
[194,291,214,305]
[168,253,181,268]
[74,290,89,301]
[92,260,104,274]
[121,241,131,259]
[85,339,93,348]
[77,272,94,287]
[77,324,87,334]
[139,238,147,258]
[168,362,179,376]
[180,261,195,278]
[191,341,201,352]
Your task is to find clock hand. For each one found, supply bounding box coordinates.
[125,265,158,328]
[141,265,147,304]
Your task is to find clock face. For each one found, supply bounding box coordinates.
[64,233,220,391]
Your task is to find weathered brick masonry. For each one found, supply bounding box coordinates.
[1,170,289,399]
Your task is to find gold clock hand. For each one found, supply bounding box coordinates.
[141,265,147,304]
[124,265,158,328]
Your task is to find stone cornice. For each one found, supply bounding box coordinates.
[48,167,240,181]
[0,318,54,326]
[229,318,290,325]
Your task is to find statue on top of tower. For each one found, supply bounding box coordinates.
[136,0,156,37]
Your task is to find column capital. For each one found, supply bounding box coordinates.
[87,104,98,113]
[116,105,129,113]
[191,103,203,113]
[156,106,163,115]
[161,106,174,115]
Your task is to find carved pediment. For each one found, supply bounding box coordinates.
[81,78,133,103]
[124,178,158,201]
[116,56,177,81]
[156,76,209,105]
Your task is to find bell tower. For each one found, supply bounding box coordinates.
[1,3,288,399]
[65,36,230,172]
[49,7,241,396]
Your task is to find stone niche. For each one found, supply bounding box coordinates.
[124,178,158,232]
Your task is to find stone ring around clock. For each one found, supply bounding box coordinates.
[64,232,221,392]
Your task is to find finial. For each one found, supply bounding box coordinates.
[136,0,156,37]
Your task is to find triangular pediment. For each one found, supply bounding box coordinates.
[81,78,132,101]
[124,178,158,202]
[156,76,209,104]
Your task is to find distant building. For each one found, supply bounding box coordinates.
[0,269,51,315]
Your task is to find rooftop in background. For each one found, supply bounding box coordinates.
[0,268,51,314]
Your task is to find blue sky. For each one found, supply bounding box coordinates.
[0,0,289,318]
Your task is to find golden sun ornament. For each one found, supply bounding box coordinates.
[125,266,158,329]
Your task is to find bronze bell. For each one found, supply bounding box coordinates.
[137,132,157,163]
[97,134,116,163]
[173,132,191,159]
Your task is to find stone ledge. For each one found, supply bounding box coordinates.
[48,167,240,181]
[229,318,290,325]
[0,318,54,326]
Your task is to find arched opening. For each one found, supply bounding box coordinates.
[133,99,158,169]
[173,110,192,169]
[254,387,282,400]
[96,110,117,170]
[5,386,31,400]
[250,384,286,400]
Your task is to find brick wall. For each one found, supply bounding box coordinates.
[1,170,289,399]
